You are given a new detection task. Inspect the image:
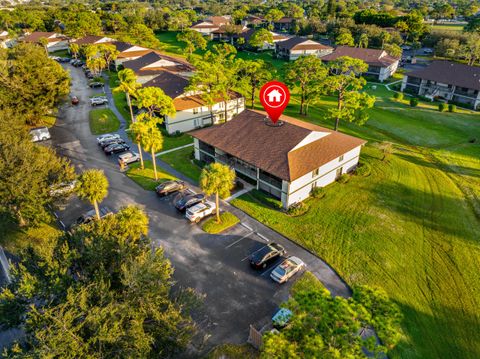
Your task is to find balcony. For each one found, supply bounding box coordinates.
[215,154,257,179]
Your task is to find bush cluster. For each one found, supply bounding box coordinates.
[448,104,456,112]
[438,103,447,112]
[410,98,419,107]
[287,202,309,217]
[337,174,350,184]
[311,186,326,199]
[355,162,372,177]
[393,92,403,101]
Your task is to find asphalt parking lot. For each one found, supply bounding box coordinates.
[48,63,350,354]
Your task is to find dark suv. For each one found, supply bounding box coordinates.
[249,243,286,269]
[174,193,205,212]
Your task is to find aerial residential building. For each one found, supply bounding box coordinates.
[241,15,265,27]
[275,37,333,60]
[111,41,152,67]
[191,110,366,208]
[21,32,69,52]
[321,46,400,82]
[273,17,295,32]
[72,35,115,46]
[237,28,290,50]
[122,51,195,84]
[401,60,480,109]
[190,16,231,35]
[143,72,245,134]
[211,25,248,41]
[0,30,12,48]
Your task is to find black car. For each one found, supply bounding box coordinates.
[174,193,206,211]
[74,206,112,226]
[89,81,103,88]
[100,138,125,148]
[155,180,186,196]
[72,60,84,67]
[104,143,130,155]
[249,243,286,269]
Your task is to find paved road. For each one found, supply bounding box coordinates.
[50,65,350,354]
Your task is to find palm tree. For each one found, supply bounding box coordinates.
[136,119,164,181]
[75,169,109,220]
[69,43,80,59]
[200,163,235,223]
[114,69,143,166]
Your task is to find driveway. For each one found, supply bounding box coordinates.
[50,65,350,354]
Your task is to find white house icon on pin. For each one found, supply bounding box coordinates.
[267,89,282,103]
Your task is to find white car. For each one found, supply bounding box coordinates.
[90,97,108,106]
[270,256,306,284]
[96,133,120,144]
[185,201,216,223]
[49,180,77,197]
[29,127,51,142]
[118,151,140,165]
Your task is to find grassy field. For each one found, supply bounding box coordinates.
[430,23,465,32]
[159,146,202,182]
[126,160,177,191]
[89,108,120,135]
[231,84,480,358]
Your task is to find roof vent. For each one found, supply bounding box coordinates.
[264,117,284,127]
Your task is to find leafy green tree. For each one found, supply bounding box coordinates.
[119,23,163,49]
[200,163,235,223]
[0,43,70,126]
[357,33,369,48]
[168,10,194,31]
[284,55,328,115]
[0,112,74,226]
[69,42,80,59]
[325,56,375,130]
[238,59,272,108]
[462,33,480,65]
[465,16,480,34]
[379,30,391,49]
[262,285,402,358]
[232,7,248,24]
[75,169,109,220]
[336,31,355,46]
[265,8,284,28]
[98,43,119,71]
[114,69,143,166]
[133,87,176,119]
[62,11,102,38]
[0,207,197,357]
[384,43,402,58]
[284,3,304,19]
[38,37,49,55]
[248,28,273,50]
[86,56,106,76]
[177,29,207,55]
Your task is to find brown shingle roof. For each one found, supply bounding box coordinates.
[190,110,365,181]
[275,17,294,24]
[23,32,66,43]
[122,51,194,76]
[174,91,243,111]
[406,60,480,91]
[73,35,113,45]
[276,36,332,51]
[321,46,399,67]
[208,16,230,26]
[143,72,190,99]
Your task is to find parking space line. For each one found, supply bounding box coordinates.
[256,233,269,242]
[225,232,252,249]
[241,245,268,261]
[260,258,284,276]
[240,222,253,231]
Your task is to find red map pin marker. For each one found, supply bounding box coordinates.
[259,81,290,124]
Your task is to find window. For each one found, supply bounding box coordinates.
[193,108,199,114]
[339,155,344,162]
[336,167,343,179]
[312,168,319,178]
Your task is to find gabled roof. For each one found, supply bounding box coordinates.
[406,60,480,91]
[212,25,247,34]
[73,35,114,45]
[143,72,190,99]
[276,37,332,51]
[190,110,366,181]
[112,41,132,52]
[208,16,231,25]
[122,51,194,76]
[190,21,220,29]
[275,17,294,24]
[23,32,67,43]
[321,46,399,67]
[173,91,242,111]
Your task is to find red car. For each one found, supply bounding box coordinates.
[71,96,79,105]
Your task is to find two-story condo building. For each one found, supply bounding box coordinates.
[143,72,245,134]
[191,110,366,208]
[190,16,231,36]
[275,37,333,60]
[122,51,195,84]
[72,35,115,46]
[112,42,152,67]
[22,32,69,52]
[401,61,480,109]
[321,46,400,82]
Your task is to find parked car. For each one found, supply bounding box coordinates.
[90,96,108,106]
[89,81,104,88]
[86,72,95,79]
[270,256,305,284]
[118,151,140,165]
[29,127,51,142]
[185,201,216,223]
[249,243,286,269]
[104,143,130,155]
[174,193,206,212]
[49,180,77,197]
[74,207,112,226]
[155,180,186,196]
[97,133,121,144]
[424,48,433,54]
[71,59,84,67]
[100,138,125,148]
[71,96,79,105]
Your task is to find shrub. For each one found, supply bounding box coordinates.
[393,92,403,101]
[438,103,447,112]
[337,174,350,184]
[202,212,240,234]
[410,98,419,107]
[355,162,372,177]
[448,104,456,112]
[311,186,326,199]
[287,202,309,217]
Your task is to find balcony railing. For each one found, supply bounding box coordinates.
[215,154,257,179]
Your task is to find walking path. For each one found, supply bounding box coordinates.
[155,142,193,156]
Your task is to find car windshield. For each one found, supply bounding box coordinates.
[252,246,273,261]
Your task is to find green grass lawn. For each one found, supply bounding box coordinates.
[159,146,203,182]
[89,108,120,135]
[202,212,240,234]
[126,160,177,191]
[430,24,465,32]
